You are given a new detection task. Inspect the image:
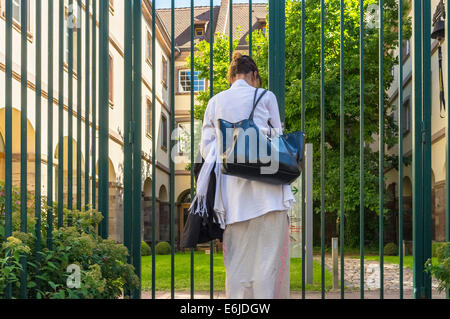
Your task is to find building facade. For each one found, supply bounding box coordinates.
[384,0,448,242]
[0,0,173,243]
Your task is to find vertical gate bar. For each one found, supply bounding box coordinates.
[379,0,384,300]
[339,0,345,299]
[301,0,306,300]
[58,0,65,228]
[249,0,252,58]
[4,0,13,299]
[190,0,195,299]
[320,0,325,300]
[77,0,82,211]
[170,0,176,299]
[209,0,215,300]
[92,0,97,211]
[398,0,404,300]
[229,0,233,62]
[123,0,133,296]
[85,0,90,209]
[412,0,424,299]
[132,0,143,299]
[98,0,109,239]
[35,0,42,256]
[151,0,157,299]
[359,0,365,300]
[421,0,432,299]
[268,0,285,123]
[20,0,29,299]
[68,0,74,219]
[447,0,450,299]
[47,0,54,250]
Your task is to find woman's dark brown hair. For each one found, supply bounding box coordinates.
[227,52,262,86]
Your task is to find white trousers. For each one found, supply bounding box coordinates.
[223,210,290,299]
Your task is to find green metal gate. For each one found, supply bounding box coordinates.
[1,0,449,299]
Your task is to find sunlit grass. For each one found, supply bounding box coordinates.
[142,252,334,292]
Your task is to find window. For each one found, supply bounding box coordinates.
[195,26,204,37]
[177,123,190,155]
[161,114,168,150]
[7,0,31,32]
[403,99,411,134]
[402,39,410,60]
[179,70,205,93]
[65,11,78,71]
[146,99,152,137]
[109,55,114,104]
[146,30,152,64]
[162,56,168,87]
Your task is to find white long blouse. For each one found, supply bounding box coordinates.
[200,79,295,226]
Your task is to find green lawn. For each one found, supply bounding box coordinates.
[142,252,334,292]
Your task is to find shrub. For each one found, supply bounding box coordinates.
[384,243,398,256]
[432,242,447,258]
[0,184,139,299]
[425,242,450,293]
[155,242,171,255]
[141,241,151,256]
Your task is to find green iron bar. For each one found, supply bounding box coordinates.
[210,0,215,300]
[421,0,432,299]
[268,0,285,124]
[320,0,325,300]
[339,0,345,300]
[77,0,83,211]
[35,0,42,257]
[249,0,252,58]
[447,0,450,266]
[190,0,195,300]
[123,0,133,295]
[47,0,54,250]
[85,0,90,210]
[301,0,306,300]
[379,0,384,300]
[4,0,13,299]
[171,0,176,299]
[132,0,143,299]
[229,0,233,62]
[68,0,74,219]
[412,0,424,299]
[58,0,65,228]
[398,0,404,300]
[359,0,365,300]
[92,0,97,211]
[98,0,110,239]
[151,0,157,300]
[20,0,28,299]
[447,0,450,298]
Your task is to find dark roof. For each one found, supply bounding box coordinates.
[156,2,267,50]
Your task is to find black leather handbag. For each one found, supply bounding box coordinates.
[218,88,305,185]
[180,152,224,249]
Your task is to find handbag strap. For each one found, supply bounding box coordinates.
[248,88,268,120]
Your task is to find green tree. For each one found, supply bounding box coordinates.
[188,0,411,247]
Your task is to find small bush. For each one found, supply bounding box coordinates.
[141,241,151,256]
[155,242,171,255]
[384,243,398,256]
[432,242,447,258]
[426,242,450,293]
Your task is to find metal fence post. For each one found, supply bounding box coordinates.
[98,0,109,239]
[268,0,285,124]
